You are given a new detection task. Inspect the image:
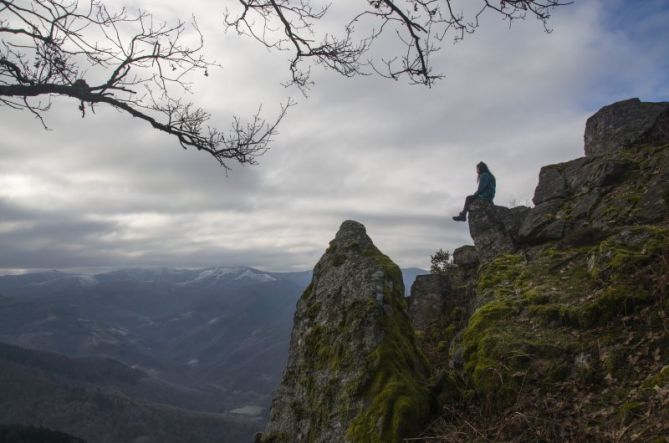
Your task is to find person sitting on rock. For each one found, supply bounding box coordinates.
[452,161,496,222]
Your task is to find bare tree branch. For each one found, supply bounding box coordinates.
[225,0,571,88]
[0,0,290,168]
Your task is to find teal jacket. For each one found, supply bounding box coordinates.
[475,171,496,201]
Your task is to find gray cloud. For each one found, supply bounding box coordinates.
[1,0,668,273]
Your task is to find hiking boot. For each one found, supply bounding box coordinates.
[452,213,466,222]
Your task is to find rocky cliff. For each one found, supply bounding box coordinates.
[408,98,669,441]
[466,97,669,257]
[260,221,431,443]
[263,98,669,442]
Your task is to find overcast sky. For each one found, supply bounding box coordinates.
[1,0,668,274]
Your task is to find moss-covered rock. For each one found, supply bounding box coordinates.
[262,100,669,442]
[261,221,431,443]
[454,221,668,411]
[416,100,669,441]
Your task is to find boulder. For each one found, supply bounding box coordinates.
[524,146,636,245]
[533,164,568,205]
[504,206,532,241]
[451,246,479,299]
[584,98,669,157]
[261,220,431,443]
[407,274,451,332]
[467,200,524,262]
[407,272,472,373]
[567,157,633,192]
[452,245,479,269]
[569,190,602,220]
[518,199,565,244]
[468,99,669,253]
[636,159,669,223]
[532,156,632,201]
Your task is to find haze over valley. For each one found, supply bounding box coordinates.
[0,265,425,441]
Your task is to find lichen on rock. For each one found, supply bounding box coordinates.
[260,220,431,443]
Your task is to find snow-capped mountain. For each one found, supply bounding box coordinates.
[176,266,277,287]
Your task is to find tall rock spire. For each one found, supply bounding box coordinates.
[260,220,431,443]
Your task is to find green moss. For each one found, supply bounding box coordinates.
[618,400,645,424]
[590,226,669,280]
[604,348,628,380]
[345,255,432,443]
[626,194,642,204]
[347,364,432,443]
[304,299,320,320]
[465,300,513,335]
[434,370,464,404]
[373,254,405,292]
[476,254,527,293]
[303,325,346,370]
[461,313,576,409]
[443,324,456,341]
[416,144,669,438]
[459,249,601,409]
[303,301,383,374]
[522,287,546,304]
[462,303,525,407]
[520,228,667,330]
[450,306,465,320]
[642,366,669,389]
[291,245,432,443]
[528,285,651,329]
[581,285,651,327]
[528,304,578,327]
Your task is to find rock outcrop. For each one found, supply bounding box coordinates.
[584,97,669,157]
[416,98,669,440]
[468,98,669,256]
[467,200,529,262]
[407,271,472,372]
[260,221,431,443]
[518,99,669,246]
[407,274,451,332]
[263,98,669,442]
[452,245,479,270]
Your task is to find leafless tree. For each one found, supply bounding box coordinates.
[0,0,290,168]
[225,0,571,89]
[1,0,570,168]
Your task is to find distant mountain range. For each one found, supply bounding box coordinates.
[0,341,258,443]
[0,267,312,413]
[0,265,426,442]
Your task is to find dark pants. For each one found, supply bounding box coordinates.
[461,194,478,215]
